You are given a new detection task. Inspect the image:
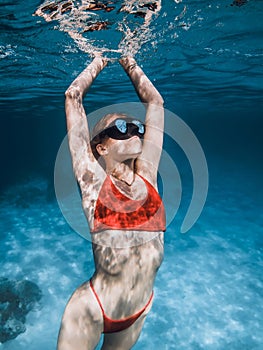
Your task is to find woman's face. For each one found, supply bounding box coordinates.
[95,115,144,162]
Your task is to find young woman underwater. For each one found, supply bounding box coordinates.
[57,56,166,350]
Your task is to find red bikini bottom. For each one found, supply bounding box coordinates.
[90,280,153,333]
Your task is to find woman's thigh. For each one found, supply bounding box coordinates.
[57,281,103,350]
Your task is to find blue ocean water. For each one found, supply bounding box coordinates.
[1,0,263,349]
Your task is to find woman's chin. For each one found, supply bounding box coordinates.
[125,144,143,158]
[118,148,142,162]
[110,137,143,161]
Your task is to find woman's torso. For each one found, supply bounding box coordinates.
[81,170,164,318]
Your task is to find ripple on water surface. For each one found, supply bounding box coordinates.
[0,0,262,109]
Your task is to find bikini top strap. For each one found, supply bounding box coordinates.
[90,279,105,316]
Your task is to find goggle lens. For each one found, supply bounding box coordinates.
[115,119,128,134]
[104,118,145,140]
[131,119,145,135]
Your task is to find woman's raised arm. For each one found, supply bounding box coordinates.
[65,57,107,185]
[119,56,164,184]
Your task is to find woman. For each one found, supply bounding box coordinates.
[57,56,165,350]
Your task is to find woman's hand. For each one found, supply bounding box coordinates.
[119,56,137,74]
[92,55,108,70]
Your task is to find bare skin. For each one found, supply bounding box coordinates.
[57,56,164,350]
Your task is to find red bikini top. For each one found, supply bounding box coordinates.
[91,175,166,233]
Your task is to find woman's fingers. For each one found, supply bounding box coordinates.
[119,56,137,73]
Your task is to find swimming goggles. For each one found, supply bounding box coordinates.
[98,118,145,140]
